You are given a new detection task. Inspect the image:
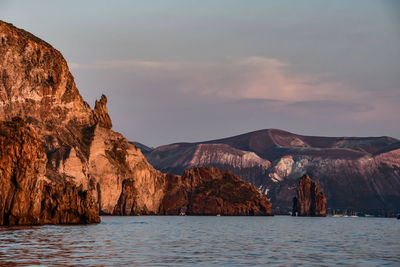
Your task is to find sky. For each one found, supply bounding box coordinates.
[1,0,399,147]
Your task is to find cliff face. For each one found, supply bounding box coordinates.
[114,167,273,216]
[0,20,168,215]
[143,129,400,213]
[292,174,326,216]
[0,118,99,225]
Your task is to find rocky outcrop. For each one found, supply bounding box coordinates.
[0,20,167,215]
[142,129,400,213]
[292,174,326,217]
[0,20,270,217]
[114,167,273,216]
[94,94,112,129]
[0,118,99,225]
[181,167,273,216]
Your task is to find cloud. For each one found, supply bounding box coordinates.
[70,56,355,103]
[288,100,374,113]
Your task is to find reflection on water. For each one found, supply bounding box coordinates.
[1,216,399,266]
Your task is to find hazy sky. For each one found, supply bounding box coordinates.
[1,1,399,146]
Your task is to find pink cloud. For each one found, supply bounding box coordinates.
[69,57,360,102]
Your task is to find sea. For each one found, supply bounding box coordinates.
[0,216,399,266]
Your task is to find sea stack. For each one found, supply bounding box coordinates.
[292,174,326,217]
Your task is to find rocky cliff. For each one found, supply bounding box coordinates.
[292,174,326,217]
[0,20,171,215]
[0,118,99,225]
[114,167,273,216]
[141,128,400,214]
[0,20,268,216]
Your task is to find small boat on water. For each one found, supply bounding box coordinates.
[179,206,187,216]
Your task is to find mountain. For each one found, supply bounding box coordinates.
[142,129,400,214]
[0,20,272,217]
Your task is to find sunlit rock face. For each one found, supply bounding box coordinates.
[142,128,400,213]
[94,94,112,129]
[0,20,166,215]
[0,118,99,225]
[292,174,326,217]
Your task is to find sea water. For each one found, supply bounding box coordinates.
[1,216,399,266]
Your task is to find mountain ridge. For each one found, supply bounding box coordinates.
[139,128,400,214]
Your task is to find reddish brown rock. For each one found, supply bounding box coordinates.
[0,20,165,215]
[94,94,112,129]
[292,174,326,217]
[0,118,100,225]
[159,167,273,216]
[114,167,273,216]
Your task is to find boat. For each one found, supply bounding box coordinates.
[179,206,187,216]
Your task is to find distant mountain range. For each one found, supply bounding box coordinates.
[136,129,400,214]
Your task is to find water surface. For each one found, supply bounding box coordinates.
[1,216,399,266]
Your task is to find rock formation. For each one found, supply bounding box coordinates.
[292,174,326,216]
[0,20,167,215]
[114,167,273,216]
[94,94,112,129]
[0,20,270,217]
[0,118,99,225]
[141,128,400,214]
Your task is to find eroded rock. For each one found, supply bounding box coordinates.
[0,118,99,225]
[159,167,273,216]
[292,174,326,217]
[0,20,165,215]
[94,94,112,129]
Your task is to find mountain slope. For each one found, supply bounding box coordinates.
[143,129,400,214]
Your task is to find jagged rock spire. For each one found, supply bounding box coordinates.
[292,174,326,217]
[94,94,112,129]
